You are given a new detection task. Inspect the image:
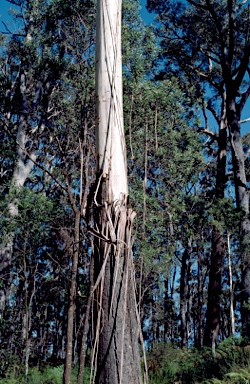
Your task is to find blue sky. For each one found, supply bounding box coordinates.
[0,0,10,20]
[0,0,249,135]
[0,1,16,24]
[0,0,20,33]
[140,0,154,23]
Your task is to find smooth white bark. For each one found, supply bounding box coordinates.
[95,0,128,201]
[0,74,36,313]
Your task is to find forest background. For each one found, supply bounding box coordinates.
[1,0,250,383]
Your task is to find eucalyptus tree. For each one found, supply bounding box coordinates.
[0,3,39,316]
[91,0,143,382]
[0,0,96,377]
[0,7,68,371]
[147,0,250,345]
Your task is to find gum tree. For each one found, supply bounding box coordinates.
[91,0,143,382]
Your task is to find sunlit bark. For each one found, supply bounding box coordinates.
[92,1,143,382]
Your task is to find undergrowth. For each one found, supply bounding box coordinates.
[147,338,250,384]
[2,339,250,384]
[1,365,90,384]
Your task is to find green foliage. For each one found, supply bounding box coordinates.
[122,0,158,80]
[148,340,250,384]
[207,197,242,233]
[1,364,91,384]
[0,186,57,245]
[226,368,250,384]
[124,71,206,346]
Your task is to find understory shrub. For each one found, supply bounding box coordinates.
[148,338,250,384]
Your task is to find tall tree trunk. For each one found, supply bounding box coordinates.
[197,245,204,348]
[180,247,190,348]
[91,1,143,383]
[227,96,250,338]
[204,228,225,353]
[0,72,36,315]
[164,276,169,342]
[227,232,235,337]
[204,100,227,348]
[170,262,177,344]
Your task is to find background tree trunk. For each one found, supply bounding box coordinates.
[180,248,189,348]
[0,71,36,316]
[63,211,80,384]
[227,232,235,336]
[227,97,250,338]
[77,257,94,384]
[204,104,227,348]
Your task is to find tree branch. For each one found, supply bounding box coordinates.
[204,0,229,77]
[228,0,235,67]
[244,148,250,160]
[62,167,78,215]
[239,82,250,113]
[197,127,218,139]
[15,139,68,193]
[240,117,250,124]
[234,40,250,91]
[1,21,25,36]
[207,100,220,126]
[186,0,208,11]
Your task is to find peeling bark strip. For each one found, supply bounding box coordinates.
[91,196,143,384]
[93,0,144,382]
